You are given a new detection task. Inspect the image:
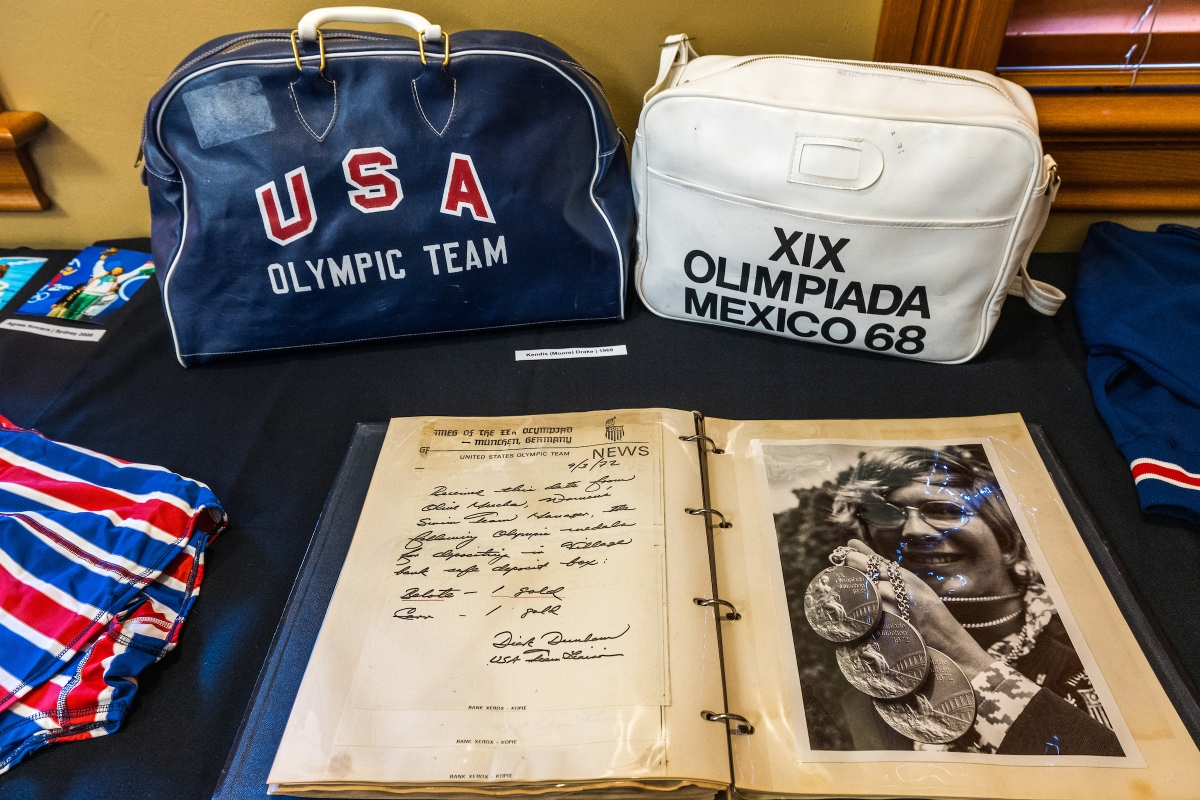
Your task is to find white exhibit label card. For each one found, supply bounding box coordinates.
[0,319,105,341]
[515,345,626,361]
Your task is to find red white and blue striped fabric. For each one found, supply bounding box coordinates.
[0,413,226,773]
[1131,458,1200,493]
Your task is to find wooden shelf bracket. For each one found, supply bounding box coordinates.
[0,106,51,212]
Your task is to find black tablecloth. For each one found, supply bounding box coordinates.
[0,241,1196,799]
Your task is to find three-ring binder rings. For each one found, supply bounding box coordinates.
[227,411,1200,800]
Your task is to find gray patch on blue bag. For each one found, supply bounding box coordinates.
[181,76,276,149]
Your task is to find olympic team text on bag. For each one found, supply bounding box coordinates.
[265,237,507,295]
[680,227,930,355]
[259,150,508,297]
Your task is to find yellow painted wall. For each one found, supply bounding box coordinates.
[1037,211,1200,253]
[2,1,1193,251]
[0,0,882,249]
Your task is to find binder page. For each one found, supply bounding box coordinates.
[269,410,728,790]
[704,414,1200,800]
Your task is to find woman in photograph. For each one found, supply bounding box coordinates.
[829,446,1123,756]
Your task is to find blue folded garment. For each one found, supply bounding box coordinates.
[1076,222,1200,525]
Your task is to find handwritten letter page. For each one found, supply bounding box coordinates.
[272,411,691,787]
[352,411,668,710]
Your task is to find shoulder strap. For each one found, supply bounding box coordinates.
[1007,155,1065,316]
[644,34,699,103]
[1010,263,1066,316]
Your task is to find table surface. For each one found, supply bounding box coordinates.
[0,241,1196,800]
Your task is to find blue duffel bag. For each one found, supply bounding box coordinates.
[140,6,634,366]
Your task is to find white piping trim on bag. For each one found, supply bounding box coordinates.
[155,48,625,367]
[646,169,1017,229]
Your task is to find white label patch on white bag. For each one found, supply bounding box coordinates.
[788,135,883,190]
[799,143,860,180]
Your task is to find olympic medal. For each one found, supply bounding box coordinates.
[873,647,976,744]
[804,565,881,642]
[835,611,929,699]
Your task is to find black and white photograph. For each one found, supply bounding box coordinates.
[760,440,1129,759]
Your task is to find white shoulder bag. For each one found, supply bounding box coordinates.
[632,35,1063,363]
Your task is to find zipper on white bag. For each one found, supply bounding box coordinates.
[727,56,1011,99]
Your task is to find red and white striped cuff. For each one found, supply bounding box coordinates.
[1131,458,1200,492]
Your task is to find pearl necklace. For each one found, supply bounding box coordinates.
[941,591,1021,603]
[960,608,1023,629]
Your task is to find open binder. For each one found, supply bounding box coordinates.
[214,412,1200,800]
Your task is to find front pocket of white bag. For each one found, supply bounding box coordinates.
[638,170,1018,363]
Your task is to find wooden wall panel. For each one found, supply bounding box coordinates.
[1036,93,1200,212]
[875,0,1016,71]
[875,1,1200,212]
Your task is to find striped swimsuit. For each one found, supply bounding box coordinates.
[0,413,225,773]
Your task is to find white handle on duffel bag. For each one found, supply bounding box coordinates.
[298,6,441,41]
[1007,155,1065,316]
[644,34,698,103]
